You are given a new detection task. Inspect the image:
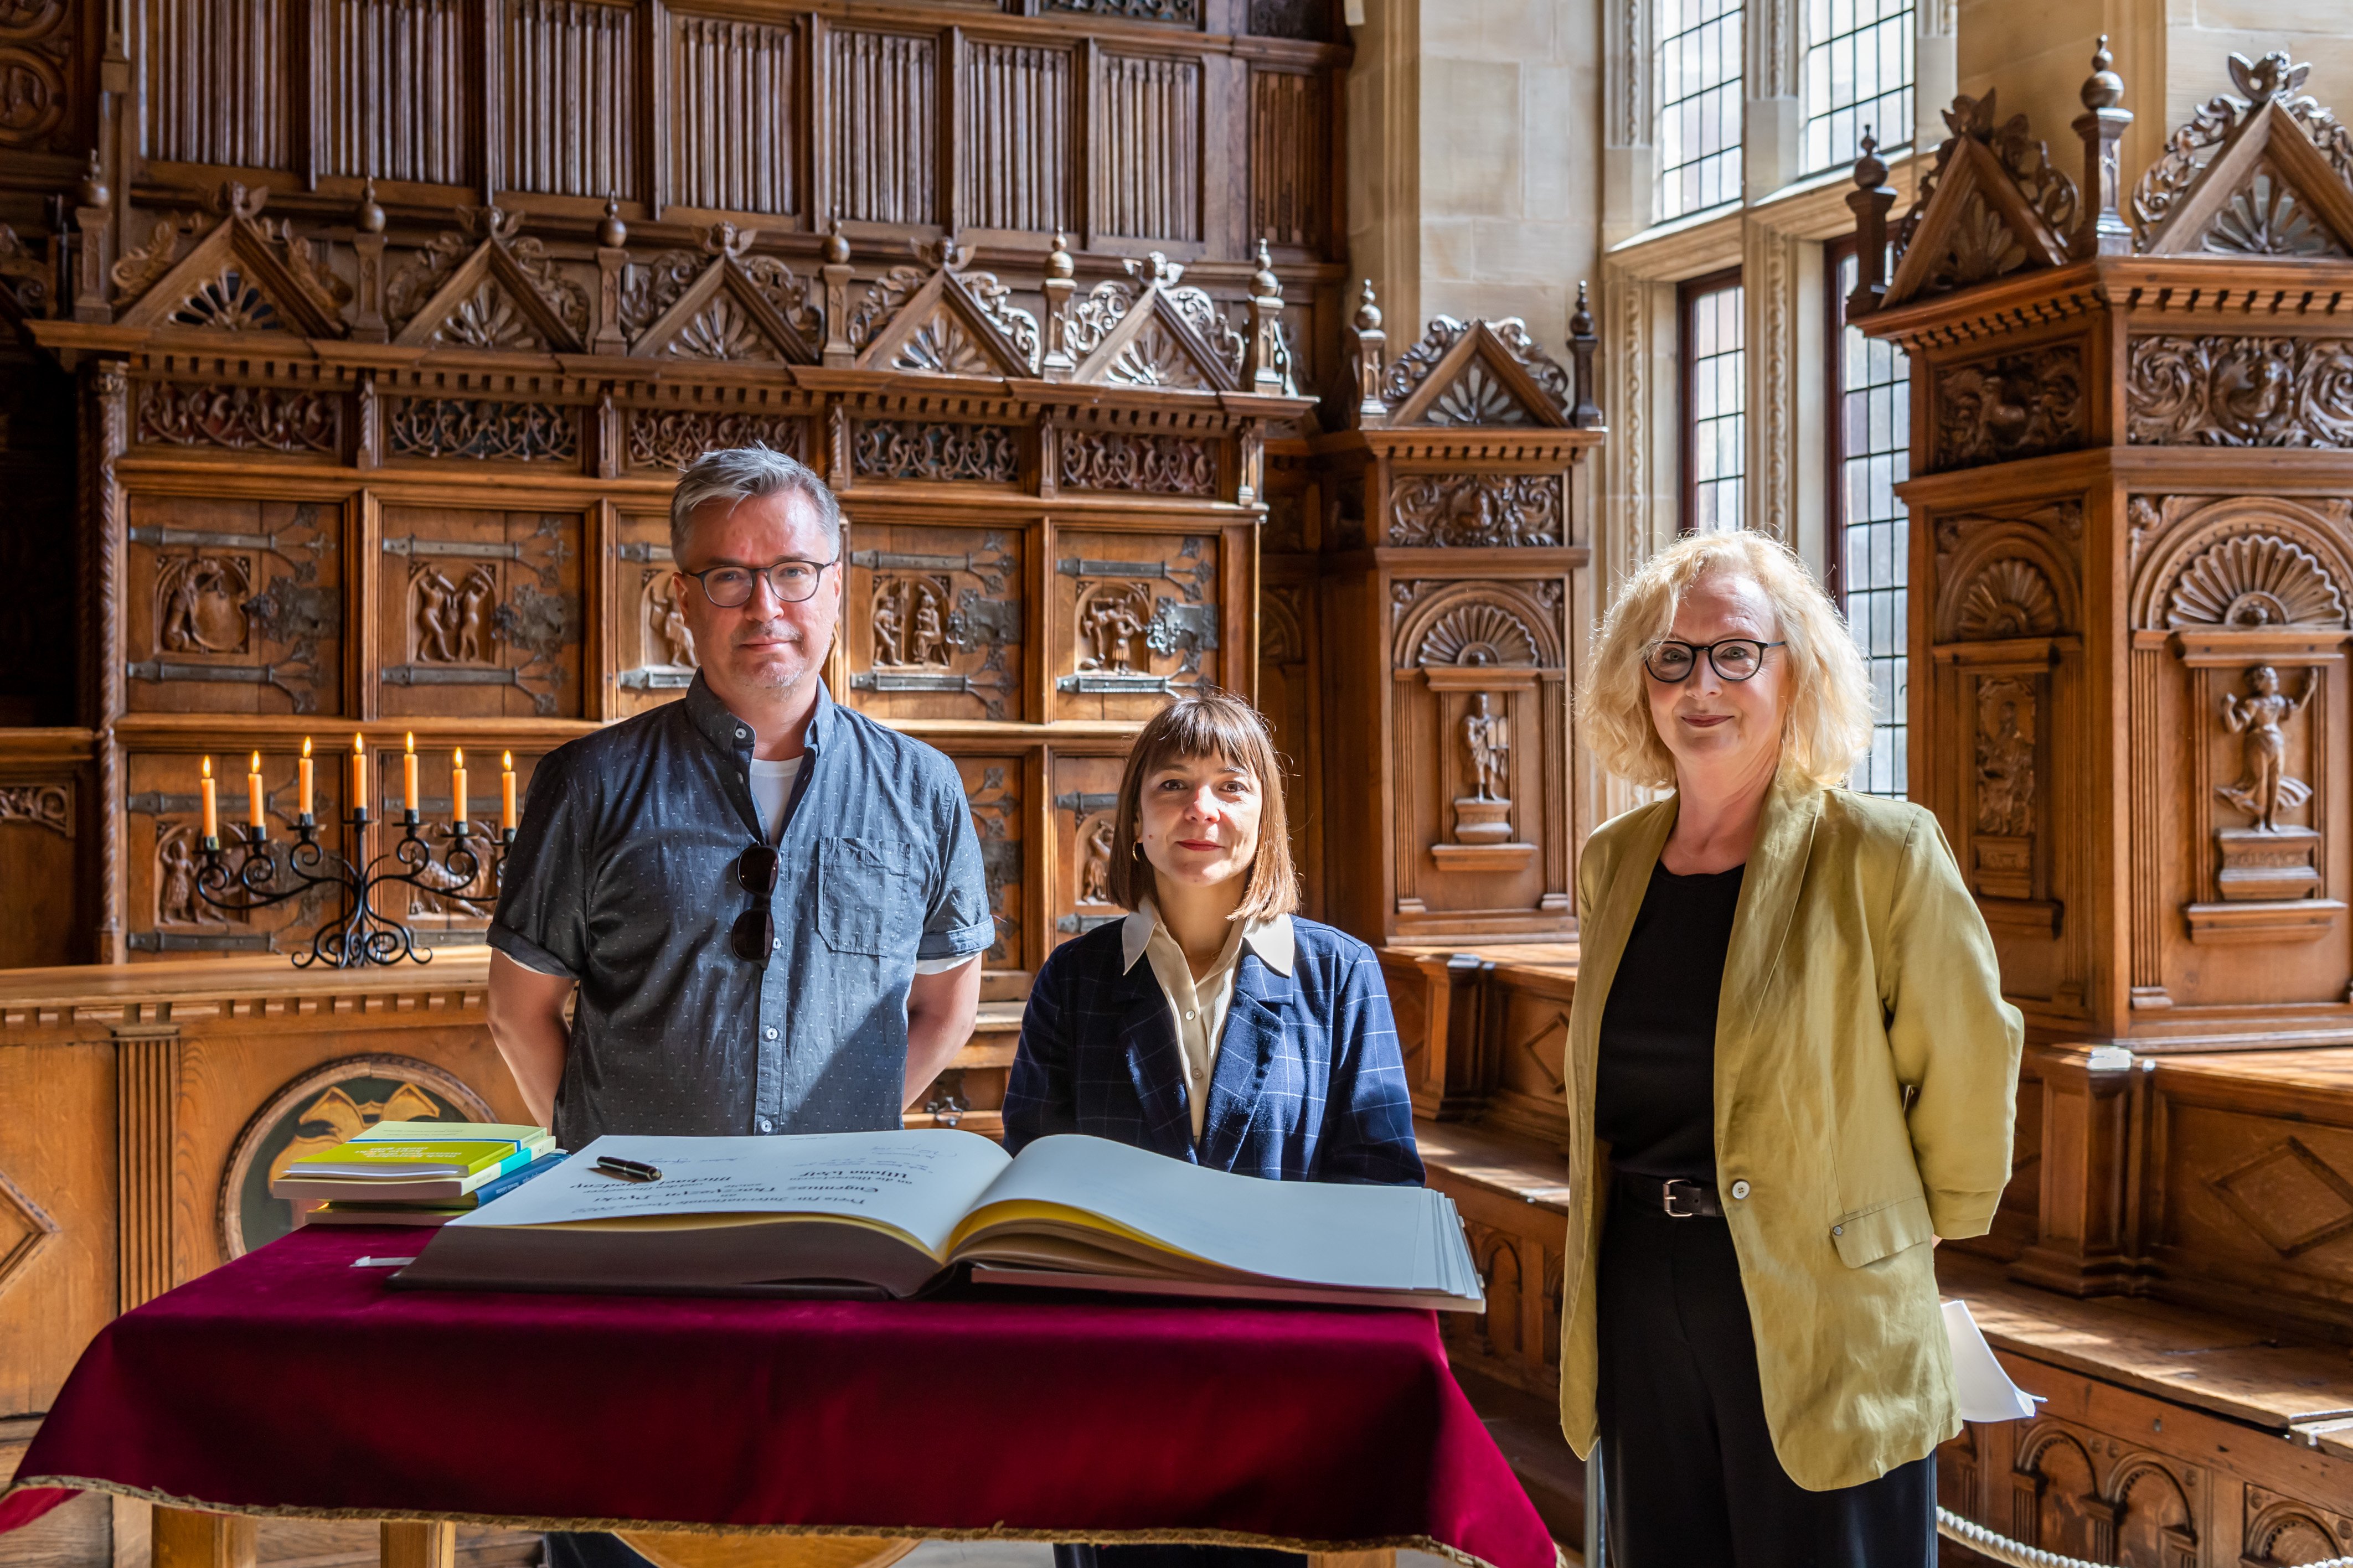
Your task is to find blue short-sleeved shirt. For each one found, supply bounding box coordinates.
[488,674,993,1150]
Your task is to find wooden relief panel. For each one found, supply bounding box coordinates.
[2153,1091,2353,1331]
[615,510,692,717]
[1050,529,1219,722]
[959,42,1073,235]
[0,773,76,969]
[0,0,76,158]
[1050,752,1127,947]
[370,749,547,942]
[626,406,807,474]
[828,30,937,227]
[1929,342,2087,472]
[0,1039,113,1416]
[374,505,585,719]
[1250,68,1328,251]
[315,0,472,184]
[2129,496,2353,1005]
[843,524,1023,722]
[1095,55,1201,242]
[1387,578,1571,932]
[1426,1175,1565,1398]
[504,0,638,198]
[669,14,799,216]
[2128,334,2353,447]
[853,420,1023,487]
[136,380,342,457]
[953,755,1025,973]
[1257,576,1318,919]
[1483,977,1574,1152]
[123,749,333,958]
[125,494,345,716]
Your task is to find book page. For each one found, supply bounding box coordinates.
[953,1134,1448,1292]
[450,1131,1012,1259]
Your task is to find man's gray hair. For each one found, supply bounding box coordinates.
[668,445,843,563]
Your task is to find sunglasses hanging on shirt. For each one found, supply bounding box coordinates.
[731,843,780,962]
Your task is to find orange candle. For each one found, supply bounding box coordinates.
[298,738,314,819]
[199,757,218,841]
[350,734,366,816]
[501,752,518,833]
[247,751,265,829]
[451,749,468,826]
[402,732,419,815]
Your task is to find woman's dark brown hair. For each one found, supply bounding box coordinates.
[1106,689,1299,921]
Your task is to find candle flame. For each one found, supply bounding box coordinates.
[352,733,364,754]
[404,732,415,754]
[302,737,313,759]
[249,751,261,774]
[201,756,212,779]
[503,751,514,770]
[453,748,465,768]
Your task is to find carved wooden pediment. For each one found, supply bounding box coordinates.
[2134,53,2353,257]
[626,226,819,364]
[116,185,349,338]
[1067,253,1240,393]
[1380,317,1569,428]
[1885,92,2077,308]
[390,208,590,354]
[855,244,1043,380]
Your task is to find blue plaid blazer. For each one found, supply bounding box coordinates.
[1003,916,1424,1184]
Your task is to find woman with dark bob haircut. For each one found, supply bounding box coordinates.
[1005,690,1424,1568]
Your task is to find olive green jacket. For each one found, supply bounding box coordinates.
[1557,774,2023,1492]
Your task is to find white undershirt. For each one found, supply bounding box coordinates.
[749,756,974,977]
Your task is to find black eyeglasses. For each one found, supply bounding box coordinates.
[730,843,780,962]
[687,557,838,609]
[1644,638,1787,684]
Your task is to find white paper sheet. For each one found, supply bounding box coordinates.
[1943,1297,2044,1421]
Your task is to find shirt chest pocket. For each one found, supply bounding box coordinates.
[816,836,921,956]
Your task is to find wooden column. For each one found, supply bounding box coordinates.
[152,1509,254,1568]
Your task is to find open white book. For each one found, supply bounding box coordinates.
[394,1130,1482,1311]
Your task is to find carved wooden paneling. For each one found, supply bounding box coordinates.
[315,0,472,184]
[123,494,344,717]
[374,506,584,720]
[843,523,1023,722]
[136,381,340,456]
[0,0,76,156]
[502,0,638,200]
[669,15,798,217]
[611,509,687,717]
[853,420,1021,486]
[827,30,937,227]
[1931,343,2087,471]
[385,397,580,464]
[0,1036,111,1415]
[1051,529,1220,722]
[0,769,76,969]
[1049,751,1124,948]
[626,405,806,474]
[2128,335,2353,447]
[1047,0,1197,22]
[1257,570,1319,920]
[1250,68,1328,251]
[954,755,1024,972]
[143,0,291,169]
[123,749,317,957]
[1095,55,1200,241]
[960,42,1072,236]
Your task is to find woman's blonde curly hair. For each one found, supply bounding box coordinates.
[1582,531,1877,790]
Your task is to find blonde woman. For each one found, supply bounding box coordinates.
[1561,531,2021,1566]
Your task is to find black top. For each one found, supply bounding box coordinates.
[1593,861,1746,1181]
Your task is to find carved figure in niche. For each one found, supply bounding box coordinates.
[1076,582,1155,673]
[1076,814,1117,907]
[414,563,499,664]
[1464,695,1510,802]
[2217,665,2315,831]
[1973,679,2036,837]
[643,574,696,669]
[155,824,225,927]
[157,553,252,654]
[871,576,954,668]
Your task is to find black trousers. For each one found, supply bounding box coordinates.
[1595,1188,1936,1568]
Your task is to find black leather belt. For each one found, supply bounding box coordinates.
[1616,1169,1724,1218]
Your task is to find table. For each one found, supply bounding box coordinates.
[0,1225,1556,1568]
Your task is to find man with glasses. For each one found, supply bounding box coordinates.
[483,444,992,1160]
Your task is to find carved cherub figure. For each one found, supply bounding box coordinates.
[653,582,696,669]
[453,565,498,663]
[1078,815,1116,907]
[414,569,458,663]
[910,582,950,665]
[873,586,906,667]
[2217,664,2315,832]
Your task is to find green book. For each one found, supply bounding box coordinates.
[285,1141,534,1182]
[347,1121,551,1150]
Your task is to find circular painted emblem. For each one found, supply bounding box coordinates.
[217,1054,496,1259]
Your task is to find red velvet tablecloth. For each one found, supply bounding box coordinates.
[0,1225,1555,1568]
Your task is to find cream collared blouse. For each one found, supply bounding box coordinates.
[1121,899,1296,1141]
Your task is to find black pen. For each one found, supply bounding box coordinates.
[595,1155,664,1182]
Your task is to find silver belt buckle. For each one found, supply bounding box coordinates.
[1660,1178,1706,1218]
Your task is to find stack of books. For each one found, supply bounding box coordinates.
[271,1121,566,1228]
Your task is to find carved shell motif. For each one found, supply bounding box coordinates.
[1415,602,1540,667]
[1956,558,2060,640]
[2166,533,2349,629]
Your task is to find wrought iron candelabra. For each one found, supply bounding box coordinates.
[197,806,514,969]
